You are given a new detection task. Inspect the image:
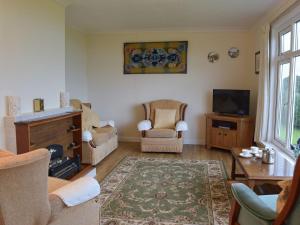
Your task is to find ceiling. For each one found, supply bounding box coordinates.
[57,0,283,33]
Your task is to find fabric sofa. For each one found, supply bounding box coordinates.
[70,99,118,166]
[0,148,100,225]
[137,99,188,153]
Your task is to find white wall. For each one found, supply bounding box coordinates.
[0,0,66,149]
[65,27,88,101]
[86,31,258,144]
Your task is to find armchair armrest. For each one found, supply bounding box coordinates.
[138,120,152,131]
[231,183,277,221]
[82,130,93,142]
[52,177,100,207]
[176,121,188,132]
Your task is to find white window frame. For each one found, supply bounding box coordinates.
[269,6,300,157]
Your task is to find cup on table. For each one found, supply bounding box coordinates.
[255,150,263,158]
[250,146,259,154]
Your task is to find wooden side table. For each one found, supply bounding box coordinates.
[231,148,294,189]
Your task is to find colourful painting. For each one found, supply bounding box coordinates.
[124,41,188,74]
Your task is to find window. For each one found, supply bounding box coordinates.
[280,30,291,53]
[271,14,300,154]
[275,62,291,143]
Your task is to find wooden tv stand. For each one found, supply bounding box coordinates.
[206,113,254,150]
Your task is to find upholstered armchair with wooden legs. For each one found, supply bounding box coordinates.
[0,149,100,225]
[137,99,188,153]
[229,155,300,225]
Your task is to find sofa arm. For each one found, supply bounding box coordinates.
[48,194,100,224]
[51,177,100,207]
[176,121,188,131]
[138,120,152,131]
[231,183,277,221]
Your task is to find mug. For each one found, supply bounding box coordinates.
[251,146,259,153]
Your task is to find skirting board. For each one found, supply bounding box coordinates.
[118,136,205,145]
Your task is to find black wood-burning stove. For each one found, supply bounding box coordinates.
[47,144,80,179]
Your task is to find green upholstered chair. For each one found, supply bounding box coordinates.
[229,156,300,225]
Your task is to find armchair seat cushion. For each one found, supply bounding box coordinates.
[145,129,177,138]
[92,126,117,146]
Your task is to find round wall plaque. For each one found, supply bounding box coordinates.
[228,47,240,58]
[208,52,219,63]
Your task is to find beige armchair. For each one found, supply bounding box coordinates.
[70,99,118,166]
[0,149,100,225]
[138,99,188,153]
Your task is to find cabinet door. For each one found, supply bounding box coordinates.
[211,128,223,147]
[223,130,237,148]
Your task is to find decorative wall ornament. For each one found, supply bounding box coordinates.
[123,41,188,74]
[33,98,44,112]
[60,92,70,108]
[208,52,219,63]
[228,47,240,58]
[6,96,21,116]
[255,51,260,74]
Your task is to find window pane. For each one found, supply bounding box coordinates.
[281,31,291,53]
[296,22,300,50]
[276,62,290,143]
[292,57,300,145]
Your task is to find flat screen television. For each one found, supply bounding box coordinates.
[213,89,250,116]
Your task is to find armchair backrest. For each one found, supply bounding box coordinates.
[70,99,92,110]
[0,149,51,225]
[70,99,82,110]
[143,99,187,125]
[275,156,300,225]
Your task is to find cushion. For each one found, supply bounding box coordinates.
[149,100,182,123]
[154,109,176,129]
[92,126,117,146]
[82,104,100,131]
[92,133,110,146]
[145,129,177,138]
[93,126,117,135]
[277,180,292,213]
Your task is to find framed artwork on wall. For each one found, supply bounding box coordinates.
[255,51,260,74]
[123,41,188,74]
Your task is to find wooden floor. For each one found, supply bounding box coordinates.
[95,142,233,182]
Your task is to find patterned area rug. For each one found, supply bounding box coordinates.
[99,157,231,225]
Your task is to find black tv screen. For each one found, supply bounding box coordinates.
[213,89,250,116]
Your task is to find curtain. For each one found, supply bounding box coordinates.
[254,24,271,145]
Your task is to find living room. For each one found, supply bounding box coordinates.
[1,0,300,225]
